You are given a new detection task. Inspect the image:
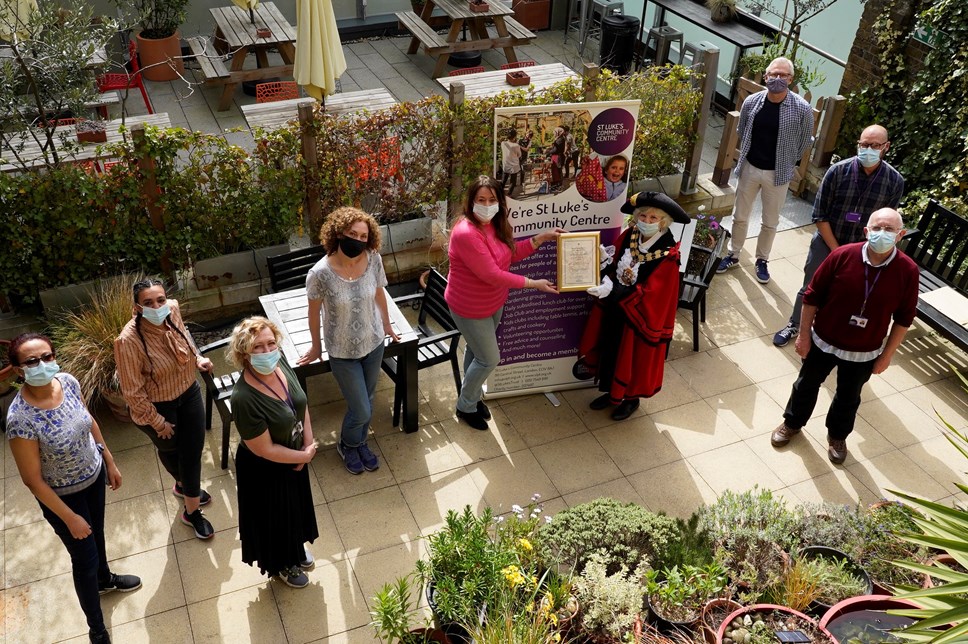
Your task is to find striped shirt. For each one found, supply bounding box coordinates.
[114,300,200,430]
[812,157,905,245]
[735,89,814,186]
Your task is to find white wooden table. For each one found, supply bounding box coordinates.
[0,113,171,172]
[436,62,579,99]
[241,88,398,131]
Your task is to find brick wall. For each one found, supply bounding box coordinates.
[839,0,929,96]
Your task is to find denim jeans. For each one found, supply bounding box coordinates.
[40,464,110,635]
[783,342,876,440]
[329,343,385,447]
[136,381,206,498]
[451,308,503,414]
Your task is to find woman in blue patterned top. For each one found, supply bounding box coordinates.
[5,333,141,644]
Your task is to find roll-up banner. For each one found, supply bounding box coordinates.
[486,100,642,399]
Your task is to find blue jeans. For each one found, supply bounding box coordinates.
[452,308,503,414]
[330,343,385,447]
[40,464,109,635]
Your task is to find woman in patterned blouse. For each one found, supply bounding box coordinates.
[6,333,141,644]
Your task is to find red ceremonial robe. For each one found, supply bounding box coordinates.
[577,228,680,402]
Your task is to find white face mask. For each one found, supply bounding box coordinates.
[473,203,499,222]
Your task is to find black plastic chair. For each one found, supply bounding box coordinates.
[266,245,327,292]
[678,231,728,351]
[381,269,462,427]
[199,338,239,469]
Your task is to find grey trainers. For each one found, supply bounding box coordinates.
[277,566,309,588]
[771,423,801,447]
[773,322,799,347]
[828,437,848,464]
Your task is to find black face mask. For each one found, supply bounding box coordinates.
[338,236,367,258]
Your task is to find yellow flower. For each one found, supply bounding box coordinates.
[502,565,526,588]
[518,538,533,551]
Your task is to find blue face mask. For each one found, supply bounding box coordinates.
[249,349,280,375]
[23,360,60,387]
[857,147,882,168]
[637,221,660,238]
[867,229,898,254]
[765,76,789,93]
[140,302,170,326]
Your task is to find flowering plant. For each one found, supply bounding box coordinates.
[693,205,722,245]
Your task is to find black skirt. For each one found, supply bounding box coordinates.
[236,445,318,577]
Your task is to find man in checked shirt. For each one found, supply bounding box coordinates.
[717,56,814,285]
[773,124,904,347]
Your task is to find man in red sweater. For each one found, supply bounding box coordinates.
[770,208,920,464]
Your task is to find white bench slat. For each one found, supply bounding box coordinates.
[241,89,398,131]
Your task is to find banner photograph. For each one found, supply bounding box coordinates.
[487,100,641,398]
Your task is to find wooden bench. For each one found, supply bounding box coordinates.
[186,36,231,83]
[678,231,728,351]
[241,89,399,131]
[898,200,968,354]
[397,11,450,54]
[503,16,537,42]
[266,245,327,292]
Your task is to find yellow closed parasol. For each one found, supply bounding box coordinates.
[231,0,259,24]
[0,0,39,42]
[294,0,346,100]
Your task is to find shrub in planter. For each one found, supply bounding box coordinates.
[857,500,931,590]
[796,547,872,616]
[539,497,678,575]
[371,572,450,643]
[76,119,107,143]
[646,563,726,630]
[575,551,649,642]
[764,557,821,614]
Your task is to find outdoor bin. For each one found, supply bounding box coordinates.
[600,14,639,75]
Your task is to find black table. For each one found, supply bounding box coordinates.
[259,288,420,432]
[639,0,776,104]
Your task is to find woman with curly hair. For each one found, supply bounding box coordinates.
[297,207,398,474]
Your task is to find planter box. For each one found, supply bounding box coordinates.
[469,1,489,11]
[378,217,434,255]
[256,27,272,38]
[77,130,107,144]
[39,277,104,312]
[506,71,531,86]
[192,244,291,291]
[512,0,550,30]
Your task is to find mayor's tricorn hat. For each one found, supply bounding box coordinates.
[620,191,690,224]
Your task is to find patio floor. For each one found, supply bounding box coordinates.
[4,28,968,644]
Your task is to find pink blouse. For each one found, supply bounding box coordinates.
[445,218,536,318]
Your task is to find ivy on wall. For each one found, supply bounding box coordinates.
[838,0,968,217]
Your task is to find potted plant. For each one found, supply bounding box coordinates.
[857,500,931,593]
[705,0,737,23]
[717,605,835,644]
[796,546,872,617]
[371,572,451,643]
[120,0,189,81]
[506,70,531,86]
[46,273,147,422]
[574,551,649,642]
[75,119,108,144]
[469,0,490,12]
[817,595,920,643]
[646,563,727,633]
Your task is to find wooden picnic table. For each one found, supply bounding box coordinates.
[205,2,298,111]
[436,62,579,99]
[0,113,170,172]
[241,88,399,131]
[396,0,537,78]
[259,287,421,433]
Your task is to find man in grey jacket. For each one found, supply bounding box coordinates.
[717,57,814,285]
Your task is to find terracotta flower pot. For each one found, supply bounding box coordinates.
[77,130,107,144]
[702,598,743,634]
[717,604,836,643]
[136,31,185,82]
[506,71,530,86]
[817,594,920,641]
[469,0,489,11]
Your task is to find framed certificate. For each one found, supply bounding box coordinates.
[557,232,601,293]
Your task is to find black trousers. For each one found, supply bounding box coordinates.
[40,464,110,635]
[137,382,206,498]
[783,342,876,440]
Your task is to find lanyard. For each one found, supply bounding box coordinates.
[248,368,296,416]
[848,159,882,216]
[859,264,883,317]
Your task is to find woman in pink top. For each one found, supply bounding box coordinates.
[445,175,563,430]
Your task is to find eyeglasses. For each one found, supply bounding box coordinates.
[869,226,900,233]
[20,352,55,368]
[857,141,888,150]
[765,72,792,79]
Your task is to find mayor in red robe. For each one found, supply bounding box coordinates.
[577,191,688,420]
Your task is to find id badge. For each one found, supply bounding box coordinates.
[845,211,862,223]
[290,420,304,448]
[849,315,868,328]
